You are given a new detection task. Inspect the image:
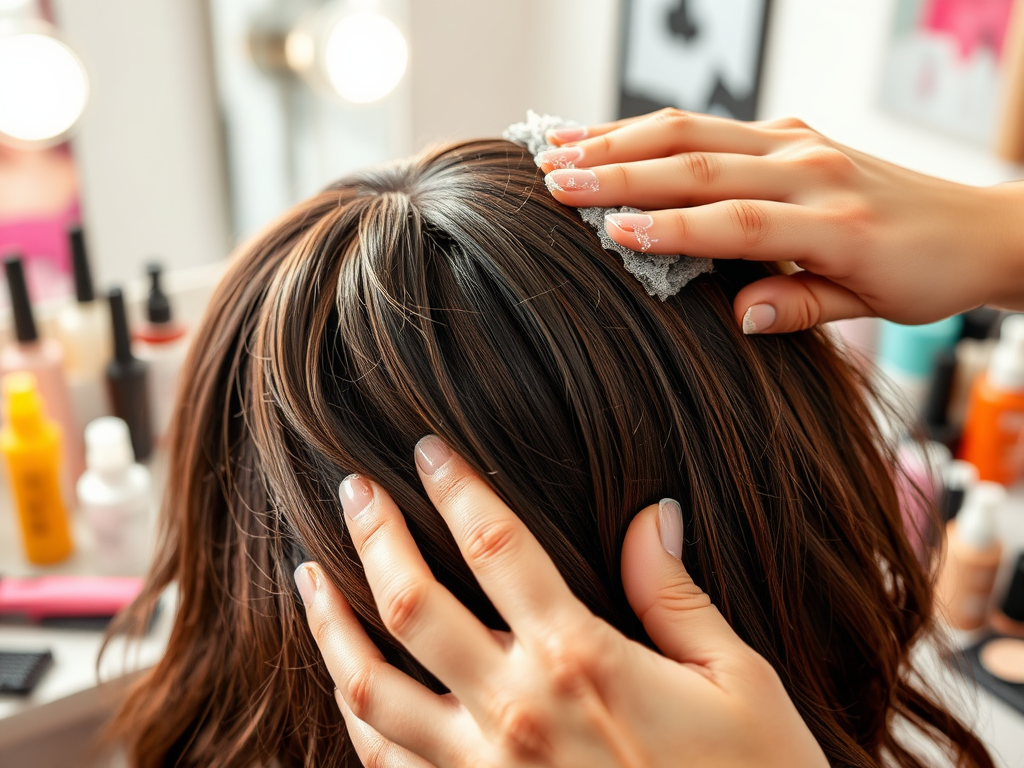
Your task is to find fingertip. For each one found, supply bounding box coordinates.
[734,273,873,334]
[294,561,321,608]
[414,434,454,477]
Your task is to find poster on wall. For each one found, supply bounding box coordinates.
[881,0,1018,144]
[618,0,772,121]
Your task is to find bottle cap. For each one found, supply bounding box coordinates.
[68,225,95,304]
[84,417,135,473]
[145,262,173,325]
[3,254,38,344]
[990,314,1024,391]
[956,481,1005,549]
[108,287,134,363]
[960,307,1003,340]
[1001,553,1024,623]
[878,316,963,378]
[941,460,978,522]
[2,372,44,433]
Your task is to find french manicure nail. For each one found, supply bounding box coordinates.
[545,169,599,194]
[339,474,374,519]
[415,435,453,476]
[658,499,683,561]
[546,126,588,143]
[535,146,584,169]
[294,563,319,606]
[606,213,658,252]
[742,304,777,335]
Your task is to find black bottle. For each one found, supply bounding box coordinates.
[106,288,152,460]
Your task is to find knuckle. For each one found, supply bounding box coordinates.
[795,146,854,179]
[342,663,379,721]
[591,133,613,158]
[775,116,809,130]
[463,518,519,571]
[729,200,772,247]
[362,732,396,768]
[311,612,337,649]
[493,697,550,759]
[381,579,429,638]
[537,627,601,696]
[653,108,692,134]
[654,572,713,614]
[678,151,720,186]
[668,208,692,242]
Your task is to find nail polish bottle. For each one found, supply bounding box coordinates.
[991,553,1024,638]
[961,314,1024,485]
[133,263,188,442]
[936,482,1005,631]
[106,288,152,461]
[0,254,85,481]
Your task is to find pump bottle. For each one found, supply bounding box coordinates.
[106,288,153,461]
[77,417,152,575]
[56,226,112,428]
[0,373,74,565]
[960,315,1024,485]
[936,481,1005,631]
[0,254,84,480]
[133,263,188,441]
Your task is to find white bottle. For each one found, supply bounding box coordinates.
[76,417,152,575]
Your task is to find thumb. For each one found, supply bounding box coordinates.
[734,272,874,334]
[621,499,745,665]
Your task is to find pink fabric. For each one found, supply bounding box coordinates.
[0,199,78,304]
[922,0,1015,60]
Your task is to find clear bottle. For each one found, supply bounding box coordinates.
[1,254,85,481]
[76,417,152,575]
[0,372,74,565]
[936,481,1005,631]
[133,263,187,442]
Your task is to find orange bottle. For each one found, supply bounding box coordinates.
[961,315,1024,485]
[0,372,74,565]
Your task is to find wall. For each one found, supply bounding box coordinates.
[51,0,230,287]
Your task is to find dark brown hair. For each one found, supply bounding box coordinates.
[106,139,991,767]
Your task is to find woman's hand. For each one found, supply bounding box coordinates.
[294,436,827,768]
[538,109,1024,334]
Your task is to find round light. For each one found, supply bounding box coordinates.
[0,32,88,144]
[323,12,407,104]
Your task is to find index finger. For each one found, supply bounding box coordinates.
[413,435,591,635]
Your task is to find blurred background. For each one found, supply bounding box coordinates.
[1,0,1023,765]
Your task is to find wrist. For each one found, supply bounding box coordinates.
[983,181,1024,311]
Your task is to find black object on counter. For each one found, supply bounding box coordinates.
[922,348,959,450]
[4,254,39,344]
[960,307,1003,340]
[106,287,152,460]
[68,225,97,304]
[0,650,53,695]
[1003,553,1024,624]
[145,262,173,325]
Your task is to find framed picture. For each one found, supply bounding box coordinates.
[617,0,773,121]
[881,0,1020,145]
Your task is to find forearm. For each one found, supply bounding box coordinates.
[986,181,1024,311]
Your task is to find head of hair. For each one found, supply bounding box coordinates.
[105,139,991,768]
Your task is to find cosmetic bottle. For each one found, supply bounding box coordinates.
[936,481,1005,631]
[0,373,74,565]
[106,288,152,461]
[948,338,997,428]
[922,348,959,450]
[991,553,1024,638]
[941,460,978,523]
[878,316,963,421]
[56,227,113,431]
[960,315,1024,485]
[133,263,187,441]
[0,254,85,481]
[77,417,152,575]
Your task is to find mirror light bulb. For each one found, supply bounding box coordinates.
[323,12,408,104]
[0,32,88,144]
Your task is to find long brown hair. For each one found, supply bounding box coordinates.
[106,139,992,767]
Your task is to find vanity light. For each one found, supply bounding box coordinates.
[0,21,88,147]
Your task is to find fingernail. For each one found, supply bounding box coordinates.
[606,213,658,252]
[658,499,683,560]
[415,435,453,476]
[546,126,587,143]
[294,563,319,607]
[545,169,599,194]
[535,146,583,169]
[742,304,777,335]
[339,474,374,519]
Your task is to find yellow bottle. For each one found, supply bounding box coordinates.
[1,372,73,564]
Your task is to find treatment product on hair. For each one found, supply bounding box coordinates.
[133,263,187,441]
[878,316,963,422]
[991,552,1024,639]
[936,481,1005,631]
[0,254,85,481]
[77,417,152,575]
[0,373,74,565]
[106,288,152,461]
[961,315,1024,485]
